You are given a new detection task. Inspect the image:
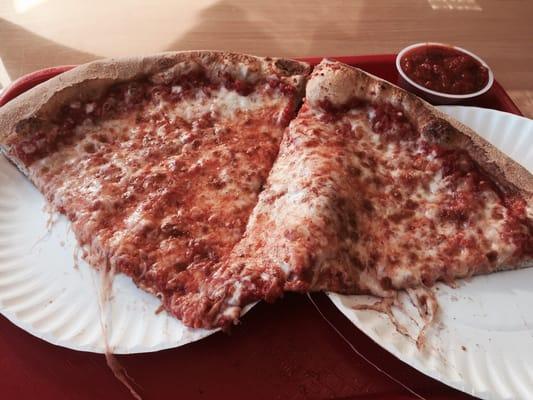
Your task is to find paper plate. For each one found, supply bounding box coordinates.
[0,155,218,354]
[328,106,533,400]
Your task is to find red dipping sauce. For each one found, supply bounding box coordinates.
[400,44,489,95]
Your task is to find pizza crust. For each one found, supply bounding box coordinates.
[307,60,533,215]
[0,51,310,175]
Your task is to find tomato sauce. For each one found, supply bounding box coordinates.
[400,45,489,95]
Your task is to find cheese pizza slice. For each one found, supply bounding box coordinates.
[182,60,532,328]
[271,59,532,295]
[0,51,310,326]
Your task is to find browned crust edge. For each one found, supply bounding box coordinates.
[306,59,533,215]
[0,50,311,176]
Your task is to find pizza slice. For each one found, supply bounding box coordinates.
[184,59,532,328]
[268,59,533,296]
[0,51,310,325]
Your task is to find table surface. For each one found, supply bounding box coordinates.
[0,0,532,116]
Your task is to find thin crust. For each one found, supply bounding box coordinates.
[307,60,533,217]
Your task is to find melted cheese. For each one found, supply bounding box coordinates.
[228,101,530,300]
[24,77,297,328]
[326,104,523,288]
[150,86,279,122]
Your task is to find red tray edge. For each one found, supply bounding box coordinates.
[0,55,523,117]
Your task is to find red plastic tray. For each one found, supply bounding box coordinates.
[0,55,522,400]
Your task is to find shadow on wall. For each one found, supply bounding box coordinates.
[164,2,284,57]
[163,0,518,64]
[0,18,98,81]
[162,0,371,58]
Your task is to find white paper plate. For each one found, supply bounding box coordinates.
[328,106,533,400]
[0,155,218,354]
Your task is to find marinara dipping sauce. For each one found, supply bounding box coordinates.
[399,44,490,95]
